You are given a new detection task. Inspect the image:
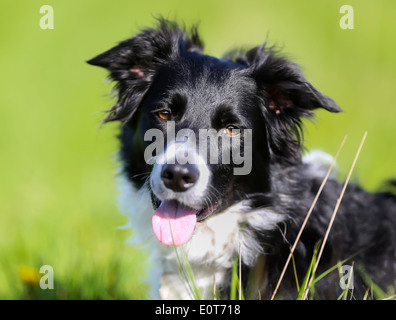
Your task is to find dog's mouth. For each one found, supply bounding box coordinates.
[151,195,219,246]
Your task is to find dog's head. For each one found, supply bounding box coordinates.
[88,19,341,245]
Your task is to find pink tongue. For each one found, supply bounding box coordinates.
[152,200,197,246]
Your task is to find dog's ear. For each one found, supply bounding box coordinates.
[87,19,203,123]
[250,46,341,115]
[247,45,341,161]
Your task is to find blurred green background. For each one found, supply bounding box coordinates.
[1,0,395,299]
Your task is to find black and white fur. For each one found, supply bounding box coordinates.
[88,19,396,299]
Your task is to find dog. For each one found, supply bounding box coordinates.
[88,19,396,299]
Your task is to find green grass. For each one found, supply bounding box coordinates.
[0,189,150,299]
[1,0,396,299]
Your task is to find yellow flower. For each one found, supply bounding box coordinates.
[18,266,41,284]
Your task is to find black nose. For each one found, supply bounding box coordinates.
[161,163,200,192]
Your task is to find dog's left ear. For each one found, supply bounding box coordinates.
[250,48,341,116]
[248,45,341,160]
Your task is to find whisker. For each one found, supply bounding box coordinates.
[129,171,151,179]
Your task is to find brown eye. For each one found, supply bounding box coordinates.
[158,110,171,120]
[225,125,240,136]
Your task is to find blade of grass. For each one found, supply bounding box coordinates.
[302,131,368,300]
[271,135,347,300]
[290,248,300,292]
[363,288,370,300]
[382,295,396,300]
[169,219,201,300]
[245,255,266,300]
[212,275,217,300]
[355,262,387,300]
[239,244,243,300]
[172,244,202,299]
[230,253,245,300]
[181,248,202,300]
[312,242,374,286]
[297,240,321,300]
[230,255,238,300]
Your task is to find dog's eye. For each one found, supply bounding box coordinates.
[157,110,171,120]
[225,125,240,136]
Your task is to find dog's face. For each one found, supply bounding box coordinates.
[88,20,341,246]
[139,58,269,244]
[139,58,265,202]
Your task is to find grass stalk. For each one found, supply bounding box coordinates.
[290,249,300,292]
[169,218,202,300]
[302,131,368,300]
[297,240,321,300]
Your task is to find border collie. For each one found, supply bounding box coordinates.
[88,19,396,299]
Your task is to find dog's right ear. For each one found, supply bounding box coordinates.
[87,19,203,123]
